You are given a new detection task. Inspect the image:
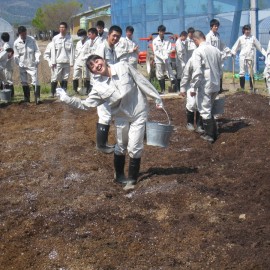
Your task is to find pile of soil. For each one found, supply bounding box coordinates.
[0,91,269,269]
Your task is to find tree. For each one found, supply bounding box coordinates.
[32,0,82,32]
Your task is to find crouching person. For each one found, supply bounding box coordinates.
[56,55,163,188]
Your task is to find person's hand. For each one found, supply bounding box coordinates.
[56,88,69,102]
[179,91,186,97]
[156,99,164,109]
[35,60,39,66]
[18,62,24,68]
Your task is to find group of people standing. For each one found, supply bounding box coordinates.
[0,19,269,189]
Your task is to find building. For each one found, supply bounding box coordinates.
[71,4,111,36]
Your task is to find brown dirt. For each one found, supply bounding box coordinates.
[0,40,269,269]
[0,90,270,269]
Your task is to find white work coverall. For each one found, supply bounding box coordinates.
[263,40,270,98]
[43,41,56,82]
[73,39,89,80]
[60,62,162,158]
[190,41,222,119]
[231,34,262,77]
[180,58,197,112]
[2,42,14,85]
[175,38,187,79]
[82,36,103,81]
[13,35,41,85]
[152,35,175,81]
[115,37,139,69]
[94,40,119,125]
[206,30,231,75]
[51,33,74,81]
[98,30,108,43]
[186,37,196,61]
[0,50,8,84]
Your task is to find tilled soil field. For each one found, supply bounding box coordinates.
[0,89,269,269]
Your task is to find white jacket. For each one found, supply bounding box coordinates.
[43,41,53,67]
[190,41,222,94]
[83,36,103,59]
[175,38,187,66]
[186,37,196,60]
[95,40,118,65]
[74,39,89,67]
[231,34,262,60]
[13,35,41,67]
[51,33,74,65]
[206,30,231,60]
[263,40,270,79]
[115,37,139,65]
[62,62,162,120]
[153,35,173,64]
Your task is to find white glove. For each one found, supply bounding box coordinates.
[56,88,71,102]
[35,60,39,66]
[19,62,24,68]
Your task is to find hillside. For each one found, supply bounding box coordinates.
[0,0,110,25]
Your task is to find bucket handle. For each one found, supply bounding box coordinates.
[162,107,171,125]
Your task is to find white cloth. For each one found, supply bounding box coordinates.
[190,41,222,119]
[43,41,57,81]
[60,62,162,158]
[231,34,262,76]
[264,41,270,95]
[175,38,187,79]
[51,33,74,65]
[98,30,108,43]
[14,35,41,68]
[186,37,196,61]
[115,36,139,68]
[180,58,197,112]
[153,35,175,80]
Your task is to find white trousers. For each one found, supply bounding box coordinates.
[19,66,38,85]
[155,62,175,81]
[114,113,146,158]
[239,57,253,77]
[73,63,90,80]
[196,90,218,120]
[176,59,185,79]
[52,63,70,82]
[97,102,112,125]
[186,88,197,112]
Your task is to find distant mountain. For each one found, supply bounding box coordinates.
[0,0,110,25]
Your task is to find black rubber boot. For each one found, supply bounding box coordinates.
[114,154,127,184]
[22,85,30,102]
[73,79,79,93]
[177,79,181,92]
[240,76,245,90]
[61,80,68,92]
[195,111,204,134]
[10,85,14,98]
[219,78,223,93]
[126,157,141,185]
[201,118,217,143]
[186,109,195,131]
[96,123,114,154]
[158,79,165,94]
[34,85,42,105]
[85,80,91,94]
[50,81,57,97]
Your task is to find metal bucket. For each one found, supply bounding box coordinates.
[0,89,12,102]
[212,96,225,115]
[146,108,174,148]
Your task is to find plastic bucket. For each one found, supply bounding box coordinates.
[212,96,225,115]
[0,89,12,102]
[146,108,174,147]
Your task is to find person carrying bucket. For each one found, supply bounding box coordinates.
[189,30,222,143]
[56,55,163,189]
[231,25,262,92]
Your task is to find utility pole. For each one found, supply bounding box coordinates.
[250,0,258,72]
